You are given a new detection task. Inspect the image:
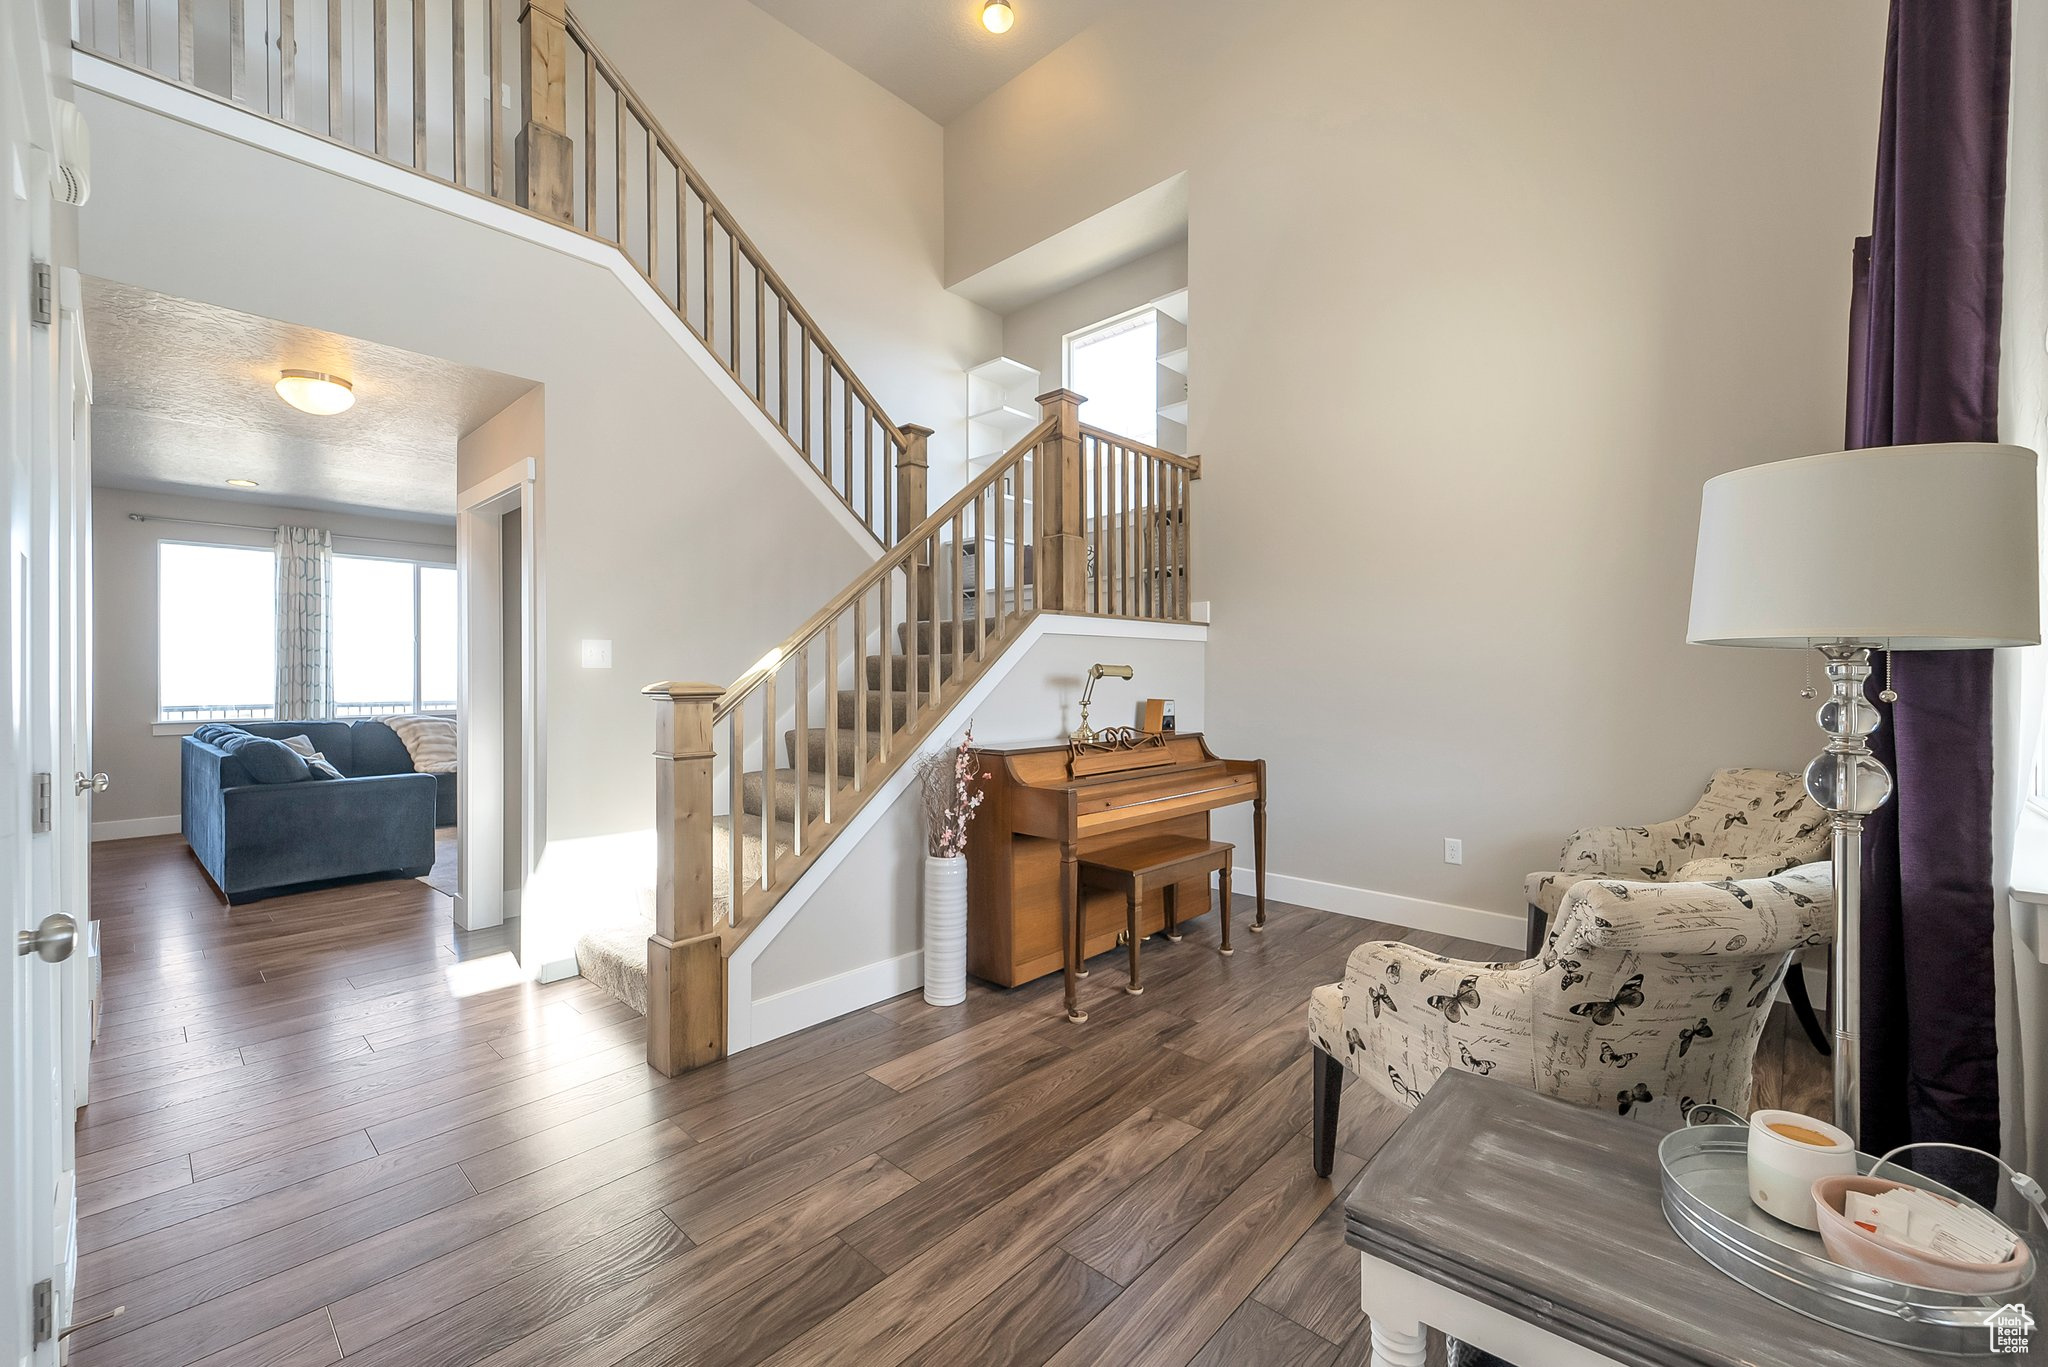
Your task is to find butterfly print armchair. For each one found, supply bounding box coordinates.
[1522,768,1828,958]
[1307,862,1833,1176]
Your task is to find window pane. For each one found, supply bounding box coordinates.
[420,566,457,712]
[159,543,277,720]
[333,556,418,715]
[1068,312,1158,446]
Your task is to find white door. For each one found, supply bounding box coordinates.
[1,0,84,1360]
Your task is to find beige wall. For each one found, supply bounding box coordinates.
[571,0,999,496]
[946,0,1886,918]
[1000,241,1188,393]
[89,488,455,832]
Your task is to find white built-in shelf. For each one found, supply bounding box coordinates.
[1157,346,1189,376]
[1158,400,1189,426]
[967,356,1039,391]
[1155,288,1190,326]
[968,404,1039,439]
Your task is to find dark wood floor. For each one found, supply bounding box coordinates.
[73,835,1825,1367]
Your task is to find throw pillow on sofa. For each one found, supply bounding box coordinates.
[192,723,245,745]
[218,733,311,784]
[278,734,345,778]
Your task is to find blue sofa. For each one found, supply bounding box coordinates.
[180,720,444,904]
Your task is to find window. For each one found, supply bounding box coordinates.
[1067,311,1158,446]
[332,555,458,717]
[159,542,278,722]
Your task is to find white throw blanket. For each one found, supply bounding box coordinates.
[382,714,458,773]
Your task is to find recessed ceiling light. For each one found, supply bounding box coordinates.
[982,0,1014,34]
[225,478,259,488]
[275,369,355,416]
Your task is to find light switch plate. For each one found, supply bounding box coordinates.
[580,640,612,669]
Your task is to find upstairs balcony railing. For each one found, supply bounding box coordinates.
[76,0,924,544]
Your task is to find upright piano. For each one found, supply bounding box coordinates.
[967,733,1267,1020]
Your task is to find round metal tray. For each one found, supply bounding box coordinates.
[1660,1124,2034,1355]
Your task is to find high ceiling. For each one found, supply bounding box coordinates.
[745,0,1134,123]
[83,279,534,520]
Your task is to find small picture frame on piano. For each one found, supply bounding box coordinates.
[1140,699,1176,734]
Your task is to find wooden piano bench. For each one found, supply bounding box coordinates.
[1077,836,1236,998]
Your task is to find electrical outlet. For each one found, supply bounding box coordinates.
[579,640,612,669]
[1443,837,1463,865]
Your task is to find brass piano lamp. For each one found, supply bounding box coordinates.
[1073,664,1134,744]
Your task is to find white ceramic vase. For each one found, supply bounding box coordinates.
[923,854,968,1006]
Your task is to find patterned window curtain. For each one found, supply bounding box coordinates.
[275,526,334,719]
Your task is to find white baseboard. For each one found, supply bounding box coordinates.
[536,956,580,984]
[91,816,181,842]
[750,950,923,1049]
[1231,866,1524,952]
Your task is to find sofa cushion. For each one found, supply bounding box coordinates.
[239,721,359,774]
[218,733,311,784]
[349,719,418,776]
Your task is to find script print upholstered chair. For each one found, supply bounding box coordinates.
[1307,863,1833,1176]
[1523,768,1829,955]
[1524,766,1832,1052]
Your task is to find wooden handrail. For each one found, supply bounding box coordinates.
[563,11,907,454]
[714,416,1056,715]
[1078,424,1204,475]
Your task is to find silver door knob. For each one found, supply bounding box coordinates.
[17,913,77,963]
[75,771,109,795]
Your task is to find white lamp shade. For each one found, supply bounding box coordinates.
[1688,443,2042,650]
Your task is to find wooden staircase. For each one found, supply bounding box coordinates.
[634,395,1200,1073]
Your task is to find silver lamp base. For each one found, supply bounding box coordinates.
[1802,643,1895,1145]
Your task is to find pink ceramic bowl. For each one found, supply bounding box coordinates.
[1811,1174,2032,1295]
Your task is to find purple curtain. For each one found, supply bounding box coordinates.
[1846,0,2010,1166]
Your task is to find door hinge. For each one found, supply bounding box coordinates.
[31,262,54,327]
[31,1279,53,1345]
[33,772,51,833]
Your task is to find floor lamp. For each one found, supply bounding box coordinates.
[1687,443,2040,1146]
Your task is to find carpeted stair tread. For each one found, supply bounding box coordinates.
[864,653,956,690]
[573,814,790,1016]
[740,769,831,823]
[785,726,886,776]
[837,688,914,730]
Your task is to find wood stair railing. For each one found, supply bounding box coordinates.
[641,390,1201,1074]
[77,0,926,544]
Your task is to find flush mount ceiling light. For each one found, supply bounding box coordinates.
[274,369,355,416]
[981,0,1014,34]
[225,478,259,488]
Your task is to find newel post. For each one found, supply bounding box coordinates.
[517,0,574,224]
[643,681,725,1076]
[896,424,932,534]
[1036,389,1087,613]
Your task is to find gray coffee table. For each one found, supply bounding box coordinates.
[1344,1071,2040,1364]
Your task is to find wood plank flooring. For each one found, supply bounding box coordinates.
[77,834,1823,1367]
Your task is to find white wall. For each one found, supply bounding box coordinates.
[1000,240,1188,393]
[944,0,1885,916]
[570,0,1000,497]
[74,79,876,947]
[88,488,455,836]
[741,619,1209,1042]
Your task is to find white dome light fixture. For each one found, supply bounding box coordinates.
[275,369,355,416]
[981,0,1014,34]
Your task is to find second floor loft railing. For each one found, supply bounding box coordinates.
[76,0,923,544]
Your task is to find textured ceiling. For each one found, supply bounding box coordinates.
[745,0,1136,123]
[83,278,534,520]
